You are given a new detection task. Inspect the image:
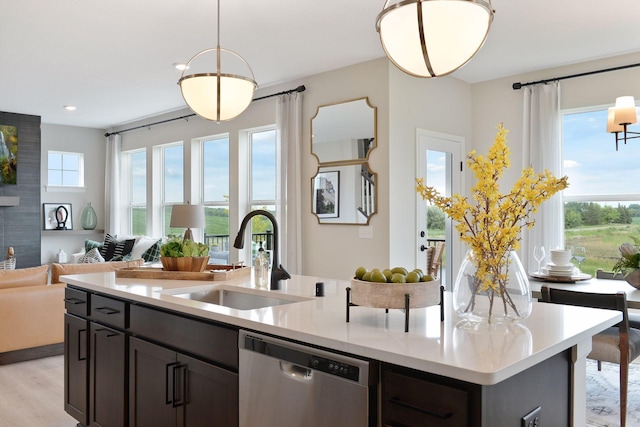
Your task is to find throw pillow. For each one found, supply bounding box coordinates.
[141,240,162,263]
[84,238,104,254]
[100,234,136,261]
[0,257,16,270]
[78,247,105,263]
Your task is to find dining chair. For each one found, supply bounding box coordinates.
[540,285,640,427]
[428,241,445,278]
[595,269,640,329]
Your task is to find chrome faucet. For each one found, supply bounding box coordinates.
[233,210,290,290]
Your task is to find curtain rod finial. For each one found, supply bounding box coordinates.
[512,82,522,90]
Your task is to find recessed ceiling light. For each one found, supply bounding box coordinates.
[173,62,189,71]
[63,105,77,111]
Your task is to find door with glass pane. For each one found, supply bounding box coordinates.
[416,130,463,289]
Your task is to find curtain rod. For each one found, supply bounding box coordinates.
[512,62,640,90]
[104,85,306,137]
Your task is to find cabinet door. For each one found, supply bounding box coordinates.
[64,313,88,425]
[129,337,177,427]
[177,353,239,427]
[89,322,127,427]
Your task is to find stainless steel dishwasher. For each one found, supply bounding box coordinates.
[239,330,377,427]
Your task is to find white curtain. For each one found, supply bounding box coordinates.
[276,92,303,274]
[521,81,563,272]
[104,133,122,235]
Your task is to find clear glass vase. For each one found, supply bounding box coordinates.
[81,202,97,230]
[453,250,532,323]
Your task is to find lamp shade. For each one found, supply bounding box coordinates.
[170,204,205,229]
[607,108,624,133]
[376,0,494,78]
[179,48,257,122]
[613,96,638,126]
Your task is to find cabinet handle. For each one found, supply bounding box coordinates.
[172,364,188,408]
[95,306,119,315]
[166,362,177,405]
[94,328,119,338]
[388,397,453,419]
[78,328,87,361]
[64,297,85,305]
[165,363,188,407]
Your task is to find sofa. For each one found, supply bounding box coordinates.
[0,259,143,364]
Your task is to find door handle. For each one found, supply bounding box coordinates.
[279,361,313,382]
[172,364,188,408]
[165,362,178,405]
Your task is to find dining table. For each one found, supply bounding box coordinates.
[530,275,640,309]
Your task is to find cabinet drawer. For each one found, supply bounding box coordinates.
[130,304,238,369]
[65,287,89,317]
[382,370,469,427]
[90,294,127,329]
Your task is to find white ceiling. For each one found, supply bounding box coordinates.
[2,0,640,129]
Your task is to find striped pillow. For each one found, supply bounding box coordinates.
[101,234,136,261]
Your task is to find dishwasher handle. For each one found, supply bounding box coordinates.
[279,361,313,383]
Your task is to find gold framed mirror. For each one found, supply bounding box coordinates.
[311,97,377,165]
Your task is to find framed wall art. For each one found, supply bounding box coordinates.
[313,171,339,218]
[43,203,73,230]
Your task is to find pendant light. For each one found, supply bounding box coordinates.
[607,96,640,151]
[376,0,494,78]
[178,0,257,122]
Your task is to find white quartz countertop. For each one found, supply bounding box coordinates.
[61,272,621,386]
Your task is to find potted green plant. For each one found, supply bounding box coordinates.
[612,238,640,289]
[160,236,210,272]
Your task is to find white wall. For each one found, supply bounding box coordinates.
[40,124,106,263]
[388,65,473,274]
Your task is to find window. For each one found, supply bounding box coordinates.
[202,136,230,262]
[162,143,184,236]
[127,150,147,235]
[48,151,84,187]
[249,128,277,260]
[562,106,640,274]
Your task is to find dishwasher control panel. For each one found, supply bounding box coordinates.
[311,356,359,381]
[241,332,369,384]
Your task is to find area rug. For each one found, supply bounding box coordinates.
[586,359,640,426]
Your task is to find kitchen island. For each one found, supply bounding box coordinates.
[61,272,620,427]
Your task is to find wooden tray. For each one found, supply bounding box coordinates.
[115,264,249,281]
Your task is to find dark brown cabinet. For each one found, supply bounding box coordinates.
[381,365,473,427]
[64,288,128,427]
[64,313,88,426]
[89,322,127,427]
[129,336,238,427]
[65,285,239,427]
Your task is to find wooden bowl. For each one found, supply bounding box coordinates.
[160,256,210,272]
[349,278,441,309]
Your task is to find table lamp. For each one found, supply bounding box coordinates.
[170,202,205,241]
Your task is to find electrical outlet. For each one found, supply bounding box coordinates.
[521,406,541,427]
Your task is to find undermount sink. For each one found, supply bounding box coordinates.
[170,286,310,310]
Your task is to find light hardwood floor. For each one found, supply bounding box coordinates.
[0,355,77,427]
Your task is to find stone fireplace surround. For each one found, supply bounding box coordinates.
[0,111,41,268]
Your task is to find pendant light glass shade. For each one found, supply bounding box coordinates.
[376,0,494,78]
[179,48,257,122]
[178,0,257,123]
